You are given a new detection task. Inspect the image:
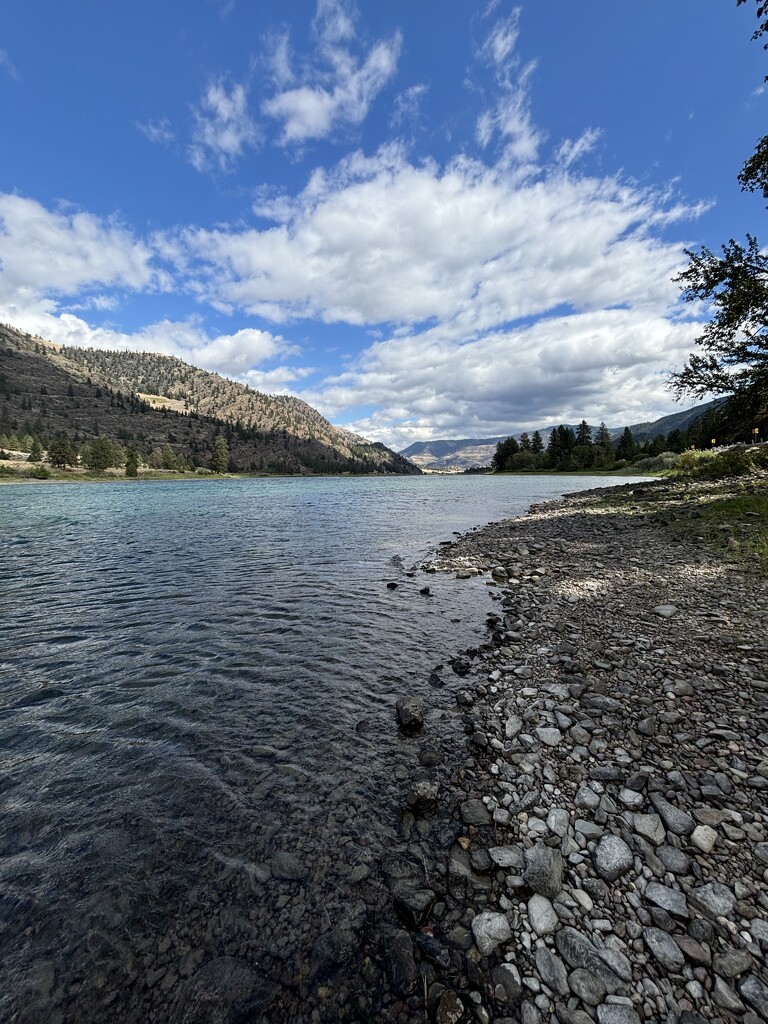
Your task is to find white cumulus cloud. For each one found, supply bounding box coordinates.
[0,193,158,299]
[167,146,702,336]
[306,310,704,450]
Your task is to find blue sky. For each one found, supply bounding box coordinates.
[1,1,765,447]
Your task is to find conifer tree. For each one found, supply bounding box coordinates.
[576,420,592,445]
[125,447,140,477]
[615,427,637,461]
[594,422,612,449]
[48,435,78,468]
[211,435,230,473]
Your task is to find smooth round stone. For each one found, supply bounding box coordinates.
[593,834,634,882]
[528,818,549,837]
[571,888,594,913]
[527,894,559,936]
[652,605,678,618]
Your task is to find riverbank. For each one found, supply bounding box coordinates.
[369,472,767,1023]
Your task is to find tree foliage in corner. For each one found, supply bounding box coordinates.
[669,1,768,424]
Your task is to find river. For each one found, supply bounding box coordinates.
[0,473,647,1023]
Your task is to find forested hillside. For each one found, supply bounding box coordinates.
[57,347,357,454]
[0,325,419,476]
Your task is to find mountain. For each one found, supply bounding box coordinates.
[620,399,726,443]
[0,324,419,475]
[399,400,724,471]
[400,437,510,472]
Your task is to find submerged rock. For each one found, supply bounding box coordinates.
[396,696,425,733]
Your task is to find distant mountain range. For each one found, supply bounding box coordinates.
[0,324,419,475]
[399,401,724,471]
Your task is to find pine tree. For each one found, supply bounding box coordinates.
[615,427,637,462]
[161,444,178,471]
[211,435,230,473]
[594,422,612,449]
[592,422,615,468]
[491,436,520,471]
[531,430,544,454]
[82,437,116,472]
[27,438,44,462]
[125,447,140,478]
[48,435,78,468]
[576,420,592,445]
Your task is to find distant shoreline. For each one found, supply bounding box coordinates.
[0,466,658,486]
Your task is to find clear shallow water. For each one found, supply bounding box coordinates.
[0,473,641,1021]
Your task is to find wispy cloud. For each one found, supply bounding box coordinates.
[137,117,176,146]
[188,78,258,173]
[0,49,18,81]
[262,0,401,145]
[557,127,602,168]
[390,83,428,130]
[475,9,544,165]
[65,293,120,313]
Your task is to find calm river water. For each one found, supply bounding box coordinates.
[0,473,642,1022]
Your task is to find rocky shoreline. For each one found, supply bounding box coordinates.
[369,474,768,1024]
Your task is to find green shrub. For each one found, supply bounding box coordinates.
[30,465,51,479]
[678,449,714,473]
[680,444,766,478]
[632,452,681,472]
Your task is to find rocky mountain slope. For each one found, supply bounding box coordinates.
[0,324,419,475]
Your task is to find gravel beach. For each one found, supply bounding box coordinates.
[378,473,767,1024]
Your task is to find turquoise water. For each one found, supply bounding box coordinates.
[0,473,645,1021]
